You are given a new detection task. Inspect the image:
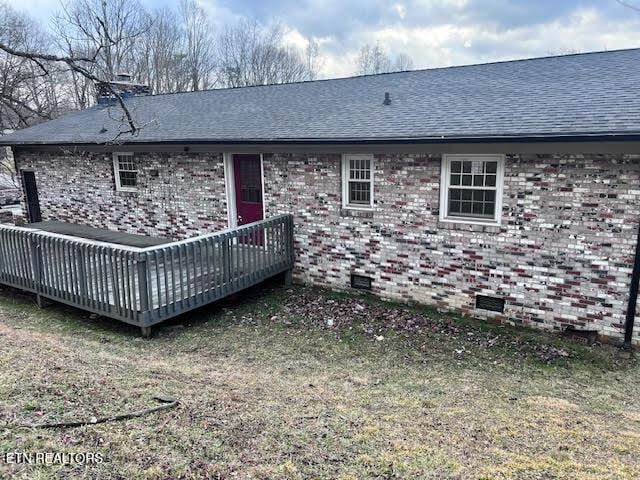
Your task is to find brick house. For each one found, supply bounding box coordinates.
[2,49,640,345]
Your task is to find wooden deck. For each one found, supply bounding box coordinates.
[0,215,295,333]
[30,221,171,247]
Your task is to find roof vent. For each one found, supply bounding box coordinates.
[383,92,391,105]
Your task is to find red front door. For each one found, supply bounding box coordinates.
[233,154,263,226]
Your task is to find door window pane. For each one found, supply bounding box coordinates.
[239,158,262,203]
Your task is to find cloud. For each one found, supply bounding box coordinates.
[6,0,640,79]
[310,2,640,77]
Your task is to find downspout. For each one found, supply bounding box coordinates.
[623,218,640,350]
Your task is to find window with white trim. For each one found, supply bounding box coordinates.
[440,155,504,225]
[113,153,138,191]
[342,154,374,209]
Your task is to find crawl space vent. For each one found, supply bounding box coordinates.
[351,274,372,290]
[475,295,505,313]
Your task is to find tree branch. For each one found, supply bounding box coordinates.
[16,395,179,429]
[617,0,640,11]
[0,95,51,120]
[0,41,139,136]
[0,41,96,64]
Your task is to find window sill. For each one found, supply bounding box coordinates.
[340,208,374,219]
[438,219,501,233]
[115,188,138,195]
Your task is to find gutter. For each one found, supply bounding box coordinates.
[5,133,640,147]
[624,220,640,349]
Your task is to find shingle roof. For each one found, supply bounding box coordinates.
[3,48,640,146]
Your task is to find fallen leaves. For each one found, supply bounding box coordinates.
[276,287,577,364]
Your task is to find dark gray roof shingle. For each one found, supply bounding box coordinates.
[3,48,640,145]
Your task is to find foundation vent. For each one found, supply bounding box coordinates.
[351,274,372,290]
[476,295,505,313]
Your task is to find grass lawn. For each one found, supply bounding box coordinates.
[0,282,639,479]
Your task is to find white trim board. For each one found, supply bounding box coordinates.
[223,153,265,228]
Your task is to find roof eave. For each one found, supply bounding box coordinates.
[5,132,640,147]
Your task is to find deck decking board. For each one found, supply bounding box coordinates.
[29,221,171,248]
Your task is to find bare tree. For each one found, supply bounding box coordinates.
[357,43,391,75]
[356,42,415,75]
[0,3,65,130]
[52,0,216,98]
[393,52,414,72]
[546,48,581,56]
[217,20,317,87]
[50,0,153,112]
[1,0,332,141]
[0,2,67,187]
[179,0,215,91]
[58,40,95,109]
[1,2,147,137]
[53,0,151,80]
[304,37,323,81]
[0,144,18,189]
[135,7,188,94]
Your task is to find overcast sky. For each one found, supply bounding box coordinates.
[7,0,640,78]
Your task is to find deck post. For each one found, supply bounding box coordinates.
[284,215,295,286]
[137,253,150,325]
[287,215,295,264]
[284,269,293,287]
[28,234,43,295]
[35,292,53,308]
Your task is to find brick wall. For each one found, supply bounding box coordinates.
[15,151,227,239]
[263,153,640,343]
[13,149,640,343]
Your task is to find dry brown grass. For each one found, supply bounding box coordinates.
[0,284,638,479]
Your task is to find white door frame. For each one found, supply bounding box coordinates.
[223,153,266,228]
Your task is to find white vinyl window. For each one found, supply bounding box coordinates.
[439,154,505,225]
[342,154,374,209]
[113,152,137,191]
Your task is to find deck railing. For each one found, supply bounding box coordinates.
[0,214,295,328]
